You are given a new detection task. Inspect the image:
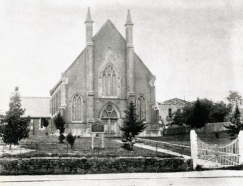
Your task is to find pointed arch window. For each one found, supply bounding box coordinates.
[102,64,117,97]
[101,103,119,135]
[137,96,146,121]
[72,94,83,122]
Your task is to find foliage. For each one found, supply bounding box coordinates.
[226,91,242,104]
[119,101,146,149]
[209,101,230,122]
[0,157,191,175]
[184,98,213,128]
[170,109,184,126]
[53,112,66,143]
[41,118,49,128]
[224,105,243,139]
[41,118,49,136]
[176,99,230,128]
[66,132,76,149]
[2,88,30,149]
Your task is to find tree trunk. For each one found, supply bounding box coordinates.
[9,144,11,150]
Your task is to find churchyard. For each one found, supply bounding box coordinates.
[0,135,175,158]
[0,131,232,158]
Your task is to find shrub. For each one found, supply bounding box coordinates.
[66,133,76,149]
[53,113,66,143]
[120,101,146,150]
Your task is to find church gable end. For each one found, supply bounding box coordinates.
[93,20,127,99]
[50,9,159,137]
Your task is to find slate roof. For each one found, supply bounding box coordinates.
[158,98,191,105]
[21,97,51,118]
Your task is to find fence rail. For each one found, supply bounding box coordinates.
[190,130,243,170]
[137,138,191,157]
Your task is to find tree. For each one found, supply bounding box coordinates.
[172,109,184,126]
[226,91,242,121]
[224,105,243,139]
[53,112,66,143]
[184,98,213,128]
[119,101,146,149]
[41,118,49,136]
[209,101,230,123]
[66,132,76,149]
[2,87,30,149]
[226,91,242,104]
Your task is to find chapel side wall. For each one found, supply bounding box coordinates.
[134,54,156,123]
[63,50,87,128]
[93,22,127,100]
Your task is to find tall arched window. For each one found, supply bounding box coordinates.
[137,96,146,121]
[102,64,117,97]
[72,94,83,122]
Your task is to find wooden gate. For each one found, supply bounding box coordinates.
[190,130,243,169]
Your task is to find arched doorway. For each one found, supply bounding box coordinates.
[99,102,120,136]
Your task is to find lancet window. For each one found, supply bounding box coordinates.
[72,94,83,121]
[102,64,117,96]
[137,96,146,121]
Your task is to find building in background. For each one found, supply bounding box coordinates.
[50,8,159,137]
[158,98,191,126]
[21,97,52,136]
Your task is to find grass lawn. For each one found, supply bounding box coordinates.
[140,131,233,156]
[1,135,175,158]
[142,131,232,146]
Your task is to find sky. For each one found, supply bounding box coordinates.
[0,0,243,111]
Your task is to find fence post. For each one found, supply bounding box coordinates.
[190,130,198,170]
[238,130,243,165]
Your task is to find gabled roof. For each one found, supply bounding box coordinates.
[51,18,155,92]
[158,98,191,105]
[93,19,126,42]
[21,97,51,118]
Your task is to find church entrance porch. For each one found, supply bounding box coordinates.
[100,102,121,136]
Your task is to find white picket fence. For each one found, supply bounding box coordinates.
[190,130,243,170]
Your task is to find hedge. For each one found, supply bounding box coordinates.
[0,157,193,175]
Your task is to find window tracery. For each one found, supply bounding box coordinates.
[72,94,83,121]
[137,96,146,121]
[102,64,117,96]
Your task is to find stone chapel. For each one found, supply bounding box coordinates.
[50,8,159,136]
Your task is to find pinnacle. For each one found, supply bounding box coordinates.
[125,9,133,25]
[85,7,93,23]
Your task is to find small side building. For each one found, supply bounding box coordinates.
[21,97,52,136]
[158,98,191,126]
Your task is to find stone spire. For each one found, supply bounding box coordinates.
[85,7,93,23]
[125,9,133,25]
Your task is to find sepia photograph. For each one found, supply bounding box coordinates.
[0,0,243,185]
